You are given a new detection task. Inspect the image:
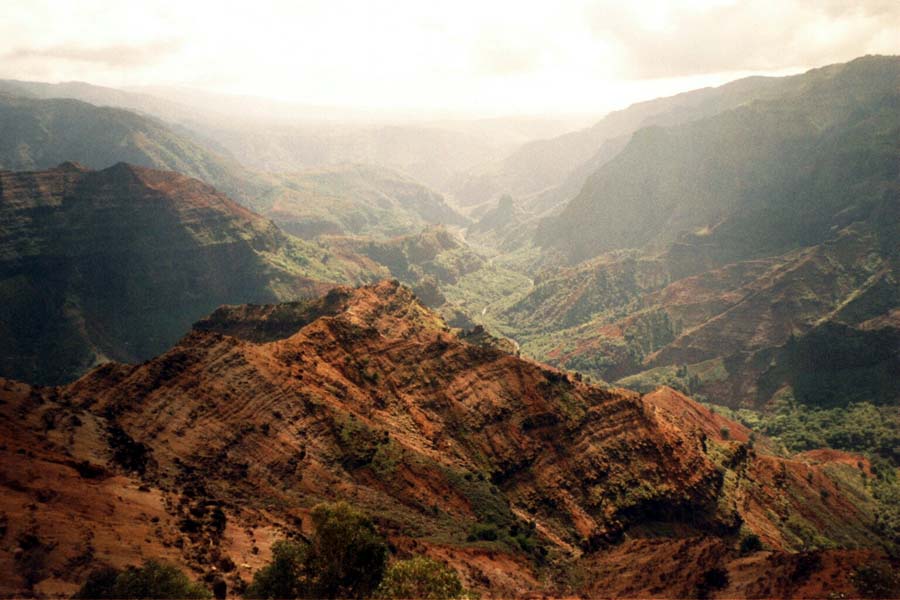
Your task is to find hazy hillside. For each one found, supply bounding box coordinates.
[0,78,200,123]
[449,72,794,209]
[539,55,900,263]
[0,92,470,240]
[0,93,260,204]
[0,162,373,385]
[257,164,467,238]
[0,79,584,194]
[127,84,588,191]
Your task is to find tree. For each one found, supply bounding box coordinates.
[246,501,388,599]
[376,556,465,600]
[245,541,310,599]
[306,502,388,599]
[75,561,210,599]
[73,566,120,599]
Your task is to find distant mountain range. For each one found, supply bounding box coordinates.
[539,56,900,262]
[0,92,468,239]
[0,77,586,195]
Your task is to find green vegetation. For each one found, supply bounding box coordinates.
[376,556,466,600]
[711,394,900,463]
[442,259,533,327]
[74,560,211,599]
[247,502,471,599]
[707,392,900,555]
[258,165,465,239]
[851,561,900,598]
[245,541,310,600]
[247,502,388,599]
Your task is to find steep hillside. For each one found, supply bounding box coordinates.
[257,164,466,238]
[539,55,900,263]
[0,282,894,598]
[0,163,371,385]
[480,56,900,410]
[500,210,898,408]
[449,67,797,210]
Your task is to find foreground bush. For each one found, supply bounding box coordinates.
[376,556,465,600]
[74,560,210,599]
[246,501,388,599]
[245,541,310,600]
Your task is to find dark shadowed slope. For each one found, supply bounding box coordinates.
[0,162,372,385]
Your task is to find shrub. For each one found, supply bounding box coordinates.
[75,560,210,599]
[739,533,763,555]
[695,567,729,599]
[376,556,465,599]
[852,563,900,598]
[73,566,120,599]
[466,523,499,542]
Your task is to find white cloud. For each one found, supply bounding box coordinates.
[4,39,183,68]
[0,0,897,116]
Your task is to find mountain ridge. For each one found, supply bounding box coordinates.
[0,281,894,597]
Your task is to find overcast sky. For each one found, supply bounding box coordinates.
[2,0,899,117]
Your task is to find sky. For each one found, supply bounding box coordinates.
[2,0,899,117]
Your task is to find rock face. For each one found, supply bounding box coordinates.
[0,163,358,385]
[0,282,892,597]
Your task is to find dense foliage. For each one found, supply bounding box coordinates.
[246,502,471,599]
[74,561,210,599]
[246,502,388,599]
[710,394,900,555]
[244,541,310,600]
[376,556,465,600]
[716,395,900,464]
